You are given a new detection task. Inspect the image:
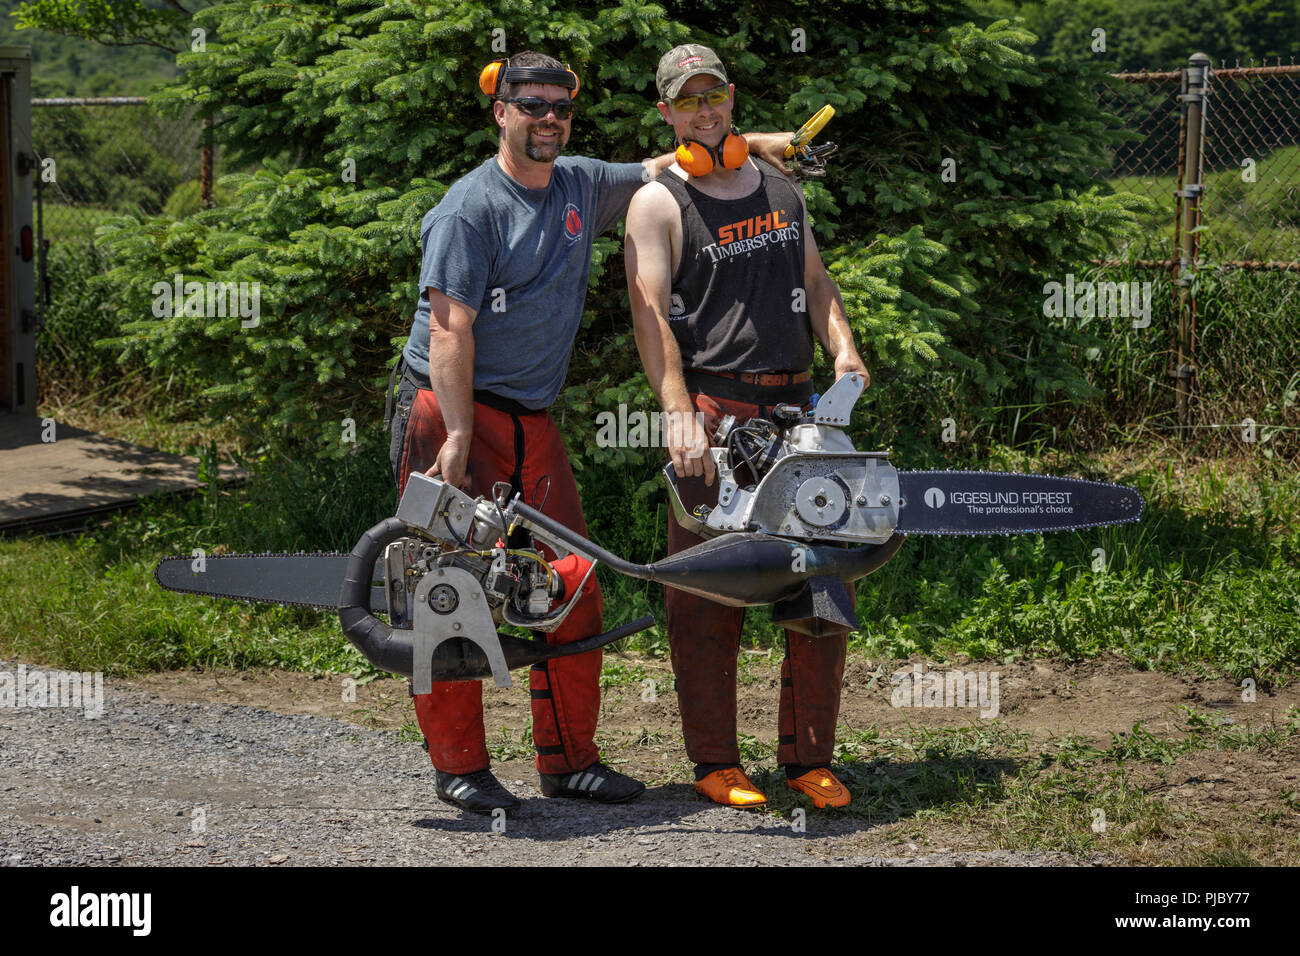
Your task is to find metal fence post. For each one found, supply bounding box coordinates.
[1174,53,1211,440]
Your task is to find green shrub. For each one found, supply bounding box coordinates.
[36,240,124,395]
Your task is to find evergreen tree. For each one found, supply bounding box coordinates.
[972,0,1300,71]
[95,0,1144,459]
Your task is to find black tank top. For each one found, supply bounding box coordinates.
[657,157,813,374]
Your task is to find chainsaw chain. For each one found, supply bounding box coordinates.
[153,550,351,610]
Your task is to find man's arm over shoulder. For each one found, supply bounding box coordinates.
[564,156,650,235]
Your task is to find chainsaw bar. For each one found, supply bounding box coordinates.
[154,472,1142,610]
[896,471,1143,536]
[154,552,389,612]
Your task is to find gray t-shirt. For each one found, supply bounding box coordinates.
[403,155,647,409]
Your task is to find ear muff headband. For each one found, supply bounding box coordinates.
[675,130,749,177]
[478,59,580,98]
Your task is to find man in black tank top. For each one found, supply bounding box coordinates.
[625,44,872,811]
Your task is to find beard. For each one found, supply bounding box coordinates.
[523,125,566,162]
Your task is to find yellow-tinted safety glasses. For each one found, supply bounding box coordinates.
[671,83,729,112]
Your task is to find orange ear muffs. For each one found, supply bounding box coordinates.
[479,59,506,98]
[675,140,716,177]
[720,131,749,169]
[675,130,749,177]
[478,59,580,99]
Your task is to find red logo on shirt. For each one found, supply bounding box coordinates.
[563,203,583,242]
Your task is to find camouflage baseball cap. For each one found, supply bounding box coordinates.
[656,43,729,101]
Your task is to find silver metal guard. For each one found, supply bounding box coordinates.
[666,451,900,544]
[391,473,599,689]
[663,373,900,544]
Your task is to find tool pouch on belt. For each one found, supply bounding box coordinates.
[386,358,420,490]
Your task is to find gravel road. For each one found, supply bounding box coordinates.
[0,662,1092,867]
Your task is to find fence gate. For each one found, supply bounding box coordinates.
[1097,55,1300,441]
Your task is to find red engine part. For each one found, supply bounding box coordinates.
[549,553,595,602]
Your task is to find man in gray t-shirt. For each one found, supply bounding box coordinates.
[402,154,646,408]
[389,51,794,816]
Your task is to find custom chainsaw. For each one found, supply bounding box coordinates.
[155,372,1143,688]
[784,104,838,177]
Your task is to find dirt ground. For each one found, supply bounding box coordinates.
[121,651,1299,755]
[114,651,1300,865]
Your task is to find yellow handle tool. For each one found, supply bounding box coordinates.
[784,105,836,159]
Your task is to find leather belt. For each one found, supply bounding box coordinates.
[682,368,814,405]
[687,369,812,387]
[401,364,539,417]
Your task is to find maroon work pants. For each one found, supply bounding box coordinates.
[396,388,602,776]
[666,392,849,768]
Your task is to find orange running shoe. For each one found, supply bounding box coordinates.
[786,767,851,809]
[695,767,768,808]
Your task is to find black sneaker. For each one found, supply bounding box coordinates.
[435,768,521,815]
[538,762,646,803]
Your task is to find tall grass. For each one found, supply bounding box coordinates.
[1053,260,1300,459]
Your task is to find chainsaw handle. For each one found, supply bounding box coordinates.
[784,104,835,159]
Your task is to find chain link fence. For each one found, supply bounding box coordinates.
[1092,57,1300,449]
[31,98,213,247]
[29,99,216,404]
[1201,64,1300,266]
[1094,69,1183,264]
[1095,59,1300,268]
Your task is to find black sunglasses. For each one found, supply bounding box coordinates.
[504,97,574,120]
